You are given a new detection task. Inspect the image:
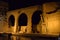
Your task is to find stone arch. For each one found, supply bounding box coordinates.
[32,10,42,33]
[8,15,15,27]
[18,13,28,26]
[32,10,42,25]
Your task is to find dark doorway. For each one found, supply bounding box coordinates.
[18,13,27,32]
[8,15,15,27]
[32,10,42,33]
[18,13,27,26]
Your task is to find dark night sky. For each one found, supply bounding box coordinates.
[0,0,59,10]
[9,0,44,10]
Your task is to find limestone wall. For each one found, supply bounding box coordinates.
[42,2,60,35]
[6,5,41,33]
[0,2,60,36]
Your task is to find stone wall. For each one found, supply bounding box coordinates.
[0,2,60,36]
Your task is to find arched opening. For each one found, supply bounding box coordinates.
[32,10,42,33]
[17,13,27,32]
[18,13,27,26]
[8,15,15,27]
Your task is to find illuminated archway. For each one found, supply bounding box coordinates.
[18,13,28,31]
[8,15,15,27]
[32,10,42,33]
[32,10,42,25]
[18,13,27,26]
